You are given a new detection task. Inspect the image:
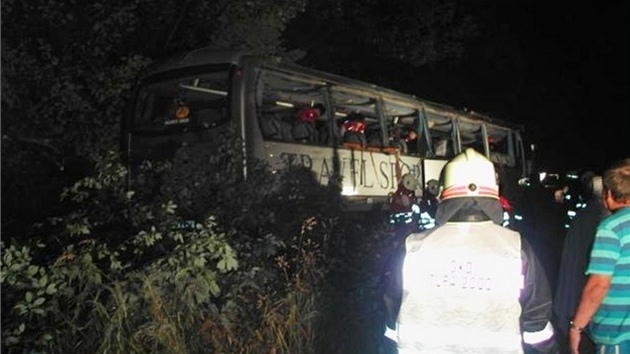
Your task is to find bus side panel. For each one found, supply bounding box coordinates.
[259,142,425,198]
[423,159,448,185]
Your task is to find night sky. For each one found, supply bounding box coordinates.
[398,1,629,174]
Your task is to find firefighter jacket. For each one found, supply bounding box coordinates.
[384,216,556,353]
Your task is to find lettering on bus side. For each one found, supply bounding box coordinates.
[273,147,422,196]
[279,152,313,169]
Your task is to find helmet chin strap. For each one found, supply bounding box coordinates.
[449,209,491,222]
[435,197,503,226]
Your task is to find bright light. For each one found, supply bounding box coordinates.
[341,186,358,196]
[275,101,294,108]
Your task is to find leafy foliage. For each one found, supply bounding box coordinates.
[1,131,372,353]
[0,0,308,234]
[1,129,401,354]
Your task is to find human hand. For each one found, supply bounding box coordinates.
[568,329,581,354]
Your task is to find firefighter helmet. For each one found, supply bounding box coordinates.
[439,148,499,200]
[401,173,419,192]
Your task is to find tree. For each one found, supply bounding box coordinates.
[1,0,308,234]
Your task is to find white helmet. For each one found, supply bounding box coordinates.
[439,148,499,200]
[401,173,419,191]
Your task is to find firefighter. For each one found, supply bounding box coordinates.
[417,179,439,230]
[382,148,558,354]
[388,173,422,235]
[389,173,420,214]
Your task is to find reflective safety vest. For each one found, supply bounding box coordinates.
[397,221,524,354]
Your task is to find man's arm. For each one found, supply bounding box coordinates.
[520,238,558,353]
[569,274,611,354]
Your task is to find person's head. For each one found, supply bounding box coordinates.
[298,103,325,123]
[578,170,597,199]
[425,179,439,197]
[581,174,604,203]
[580,170,596,188]
[312,103,326,115]
[602,158,630,212]
[439,148,499,201]
[400,173,419,192]
[591,175,603,199]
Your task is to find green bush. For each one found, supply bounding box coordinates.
[1,132,351,353]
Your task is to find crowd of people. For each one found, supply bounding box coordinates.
[381,150,630,354]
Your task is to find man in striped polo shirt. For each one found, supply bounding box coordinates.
[570,158,630,354]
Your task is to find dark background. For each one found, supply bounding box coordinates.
[406,1,629,174]
[292,0,629,175]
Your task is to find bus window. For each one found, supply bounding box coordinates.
[487,127,516,167]
[459,120,485,155]
[256,70,329,145]
[129,69,231,163]
[433,136,451,157]
[382,100,420,155]
[387,116,419,154]
[133,71,230,133]
[330,87,379,148]
[365,115,383,148]
[427,115,456,159]
[338,111,368,146]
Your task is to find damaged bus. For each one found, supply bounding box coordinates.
[123,48,530,212]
